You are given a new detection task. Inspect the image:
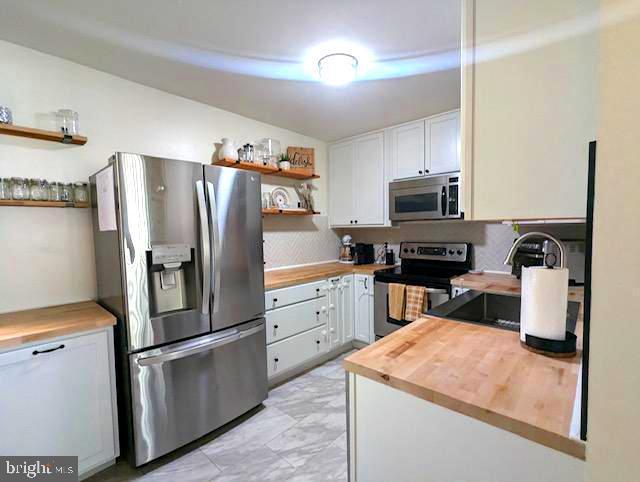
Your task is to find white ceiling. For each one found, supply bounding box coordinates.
[0,0,461,141]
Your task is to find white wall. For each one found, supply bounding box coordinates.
[0,40,332,313]
[587,1,640,480]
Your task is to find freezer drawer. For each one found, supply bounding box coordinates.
[129,319,267,466]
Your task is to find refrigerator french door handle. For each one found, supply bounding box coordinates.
[206,181,221,315]
[196,180,211,315]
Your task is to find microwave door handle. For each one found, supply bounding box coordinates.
[206,181,221,315]
[441,186,447,216]
[196,180,210,315]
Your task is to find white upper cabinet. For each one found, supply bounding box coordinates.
[329,141,356,226]
[427,110,460,175]
[389,110,460,182]
[353,133,385,226]
[329,132,385,227]
[461,0,595,220]
[390,120,426,180]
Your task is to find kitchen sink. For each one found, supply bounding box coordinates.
[428,290,580,333]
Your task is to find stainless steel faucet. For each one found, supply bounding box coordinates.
[504,231,566,269]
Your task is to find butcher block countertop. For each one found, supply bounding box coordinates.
[345,272,586,460]
[0,301,116,350]
[264,262,388,290]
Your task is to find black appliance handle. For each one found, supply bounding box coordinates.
[441,186,447,216]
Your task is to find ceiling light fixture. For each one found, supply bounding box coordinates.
[318,53,358,86]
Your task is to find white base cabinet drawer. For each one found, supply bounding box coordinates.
[267,325,329,378]
[265,280,326,311]
[266,298,327,344]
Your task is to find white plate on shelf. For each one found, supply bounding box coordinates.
[270,187,290,209]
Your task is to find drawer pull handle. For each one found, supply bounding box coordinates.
[316,311,320,315]
[316,340,320,345]
[33,344,65,356]
[274,357,279,362]
[273,298,278,303]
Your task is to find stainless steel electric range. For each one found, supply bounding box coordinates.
[373,241,472,338]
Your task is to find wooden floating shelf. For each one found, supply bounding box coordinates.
[0,200,89,208]
[0,123,87,145]
[214,159,319,180]
[262,208,319,216]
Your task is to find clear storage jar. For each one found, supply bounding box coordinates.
[73,182,88,203]
[0,177,11,200]
[10,177,29,200]
[29,178,49,201]
[60,183,74,202]
[49,181,62,201]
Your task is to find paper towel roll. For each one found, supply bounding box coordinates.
[520,266,569,342]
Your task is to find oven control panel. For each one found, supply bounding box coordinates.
[400,242,468,262]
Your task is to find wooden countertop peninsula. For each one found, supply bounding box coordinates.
[264,262,389,290]
[0,301,116,350]
[345,271,586,460]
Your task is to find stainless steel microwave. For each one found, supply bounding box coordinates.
[389,173,462,221]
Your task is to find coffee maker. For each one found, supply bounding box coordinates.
[339,235,355,264]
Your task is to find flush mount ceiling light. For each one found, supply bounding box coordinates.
[318,53,359,86]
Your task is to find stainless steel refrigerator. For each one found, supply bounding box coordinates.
[90,152,267,466]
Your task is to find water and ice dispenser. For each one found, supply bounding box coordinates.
[148,244,196,315]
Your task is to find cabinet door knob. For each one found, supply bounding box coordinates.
[316,340,320,345]
[354,220,358,224]
[350,220,353,224]
[418,170,423,174]
[273,298,278,303]
[316,311,320,315]
[274,357,279,362]
[425,169,430,173]
[273,324,279,329]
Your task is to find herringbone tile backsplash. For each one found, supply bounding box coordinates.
[265,217,585,273]
[263,215,341,270]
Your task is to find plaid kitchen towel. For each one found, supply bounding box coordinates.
[404,285,427,322]
[388,283,406,321]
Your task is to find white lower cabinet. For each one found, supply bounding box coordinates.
[267,325,329,378]
[328,277,341,349]
[265,273,370,381]
[340,275,355,343]
[355,274,375,343]
[0,328,118,477]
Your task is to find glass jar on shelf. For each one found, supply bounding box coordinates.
[73,182,88,203]
[0,177,11,200]
[60,183,74,202]
[49,181,62,201]
[29,178,49,201]
[10,177,29,200]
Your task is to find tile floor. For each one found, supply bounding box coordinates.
[89,351,353,482]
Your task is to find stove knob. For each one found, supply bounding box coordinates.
[456,249,463,255]
[403,248,409,253]
[448,250,455,255]
[410,248,415,254]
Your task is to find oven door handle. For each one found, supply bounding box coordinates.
[425,287,448,294]
[441,186,447,216]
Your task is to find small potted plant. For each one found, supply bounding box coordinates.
[278,153,291,170]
